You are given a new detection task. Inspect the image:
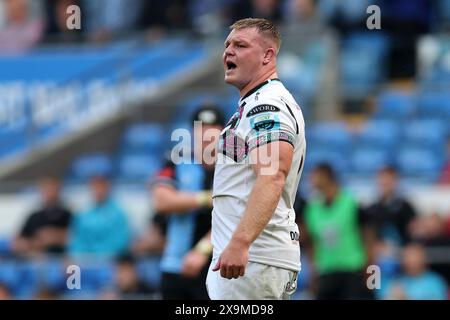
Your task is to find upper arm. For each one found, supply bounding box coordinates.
[241,96,298,178]
[249,141,293,178]
[152,159,177,189]
[152,159,178,206]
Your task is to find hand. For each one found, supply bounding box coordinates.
[212,239,249,279]
[181,249,210,278]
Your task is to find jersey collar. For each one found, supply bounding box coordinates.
[239,78,281,103]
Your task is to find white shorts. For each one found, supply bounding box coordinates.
[206,260,298,300]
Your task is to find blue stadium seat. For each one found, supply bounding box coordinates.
[83,262,114,292]
[69,153,113,181]
[351,148,392,176]
[343,32,389,54]
[340,33,389,98]
[116,153,162,182]
[40,259,66,291]
[136,256,162,290]
[14,262,40,299]
[397,147,444,181]
[357,120,400,150]
[376,90,415,119]
[340,50,380,97]
[421,68,450,90]
[403,119,447,150]
[0,261,39,298]
[60,259,114,296]
[0,237,11,256]
[304,147,348,175]
[122,123,167,154]
[0,261,18,290]
[307,122,352,153]
[416,92,450,118]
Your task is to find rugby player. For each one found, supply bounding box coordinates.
[207,18,306,300]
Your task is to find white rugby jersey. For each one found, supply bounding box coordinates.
[212,78,306,272]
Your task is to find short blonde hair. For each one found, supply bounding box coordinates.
[230,18,281,54]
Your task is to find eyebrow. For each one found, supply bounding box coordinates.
[224,38,250,46]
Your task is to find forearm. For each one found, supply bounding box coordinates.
[231,173,284,247]
[36,228,68,246]
[154,188,210,214]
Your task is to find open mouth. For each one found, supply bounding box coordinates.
[226,61,237,71]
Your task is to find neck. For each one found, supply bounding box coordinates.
[324,184,339,203]
[239,68,278,98]
[381,192,395,202]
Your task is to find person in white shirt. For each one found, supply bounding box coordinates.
[207,18,306,300]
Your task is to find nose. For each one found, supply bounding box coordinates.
[223,46,234,58]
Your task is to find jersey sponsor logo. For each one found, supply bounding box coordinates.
[250,114,280,131]
[246,104,280,117]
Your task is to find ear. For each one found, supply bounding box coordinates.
[263,47,276,65]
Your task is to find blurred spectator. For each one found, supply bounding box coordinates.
[132,212,167,256]
[43,0,82,43]
[382,243,448,300]
[379,0,433,79]
[152,105,224,300]
[0,0,45,53]
[230,0,283,25]
[365,166,417,247]
[282,0,326,37]
[12,177,72,257]
[438,136,450,185]
[138,0,191,41]
[409,213,449,245]
[0,283,11,300]
[104,254,155,299]
[81,0,143,42]
[319,0,371,35]
[303,163,372,299]
[294,191,309,250]
[68,175,131,258]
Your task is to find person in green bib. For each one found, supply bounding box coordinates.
[303,163,374,299]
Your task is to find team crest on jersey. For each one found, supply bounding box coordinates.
[246,104,280,117]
